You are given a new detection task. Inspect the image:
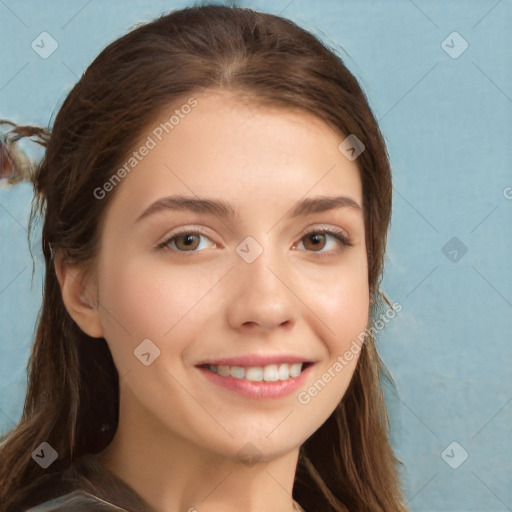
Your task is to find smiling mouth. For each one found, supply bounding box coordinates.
[198,362,313,382]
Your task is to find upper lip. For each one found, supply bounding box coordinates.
[196,354,313,367]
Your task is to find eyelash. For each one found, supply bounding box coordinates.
[157,225,352,256]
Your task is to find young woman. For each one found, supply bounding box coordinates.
[0,4,407,511]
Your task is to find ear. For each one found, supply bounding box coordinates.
[54,250,104,339]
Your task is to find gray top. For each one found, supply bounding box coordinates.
[25,489,128,511]
[26,490,307,512]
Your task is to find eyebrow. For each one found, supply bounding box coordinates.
[135,194,362,224]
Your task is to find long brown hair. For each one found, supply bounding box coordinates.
[0,4,406,511]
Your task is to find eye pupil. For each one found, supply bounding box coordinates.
[305,233,325,250]
[176,234,199,250]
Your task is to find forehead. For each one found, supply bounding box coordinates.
[103,90,363,222]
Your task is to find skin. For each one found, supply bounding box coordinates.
[55,90,369,512]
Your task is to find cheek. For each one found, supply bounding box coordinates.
[304,259,370,346]
[303,256,369,402]
[330,275,369,338]
[95,254,217,359]
[295,282,369,427]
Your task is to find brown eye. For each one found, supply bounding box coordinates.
[174,233,201,251]
[295,228,351,255]
[158,230,216,252]
[303,232,327,251]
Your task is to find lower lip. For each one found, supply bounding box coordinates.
[196,364,313,399]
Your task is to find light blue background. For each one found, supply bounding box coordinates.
[1,1,511,510]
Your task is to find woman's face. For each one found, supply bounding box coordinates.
[88,90,369,462]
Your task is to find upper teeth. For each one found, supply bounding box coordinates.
[206,363,304,381]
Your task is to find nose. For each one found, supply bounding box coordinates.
[226,242,296,333]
